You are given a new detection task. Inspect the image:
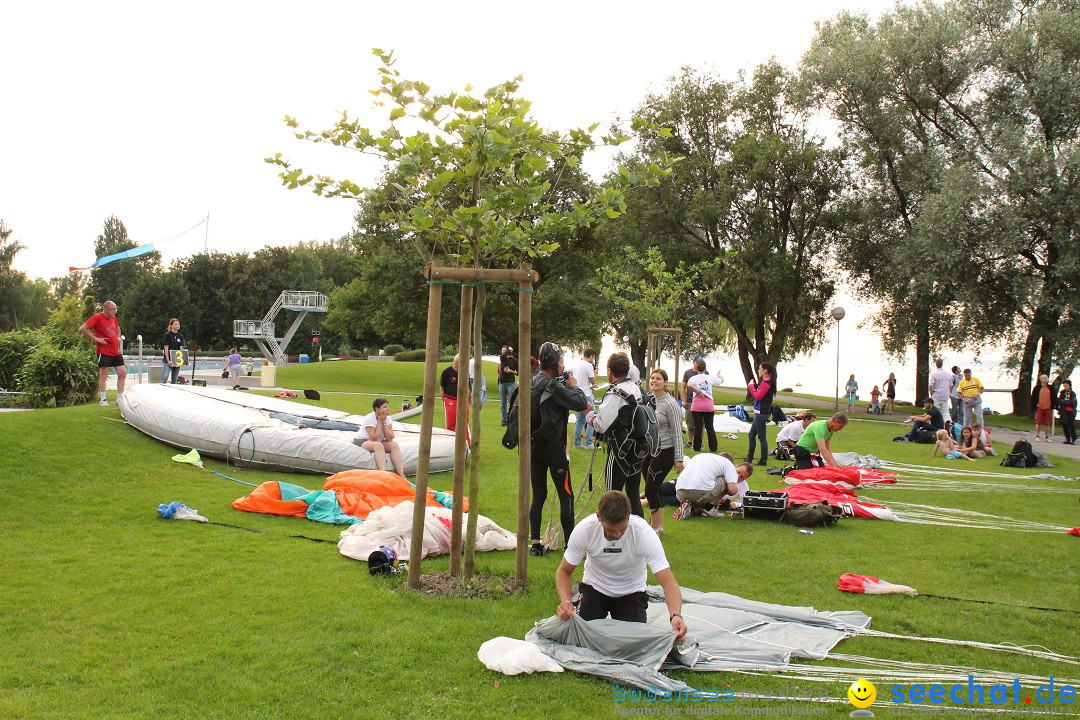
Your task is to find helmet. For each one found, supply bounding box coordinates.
[538,342,562,372]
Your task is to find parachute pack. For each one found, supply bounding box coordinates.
[502,375,557,450]
[609,381,661,459]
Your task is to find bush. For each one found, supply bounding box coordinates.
[393,349,426,362]
[16,344,97,407]
[382,343,405,356]
[0,330,38,391]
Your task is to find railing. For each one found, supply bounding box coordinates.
[279,291,328,311]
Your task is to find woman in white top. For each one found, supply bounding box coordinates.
[354,398,403,475]
[642,369,684,535]
[687,361,724,452]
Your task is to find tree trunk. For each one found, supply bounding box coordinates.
[407,261,444,590]
[1013,322,1041,415]
[629,340,647,379]
[449,284,474,577]
[463,285,486,579]
[914,319,930,405]
[515,265,534,591]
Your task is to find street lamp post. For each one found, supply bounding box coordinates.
[831,307,846,412]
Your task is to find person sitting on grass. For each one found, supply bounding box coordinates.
[354,398,404,475]
[957,426,986,459]
[970,422,996,456]
[899,397,944,442]
[932,429,974,461]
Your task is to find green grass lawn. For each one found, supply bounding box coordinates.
[2,359,1078,719]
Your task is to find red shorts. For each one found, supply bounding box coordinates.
[1034,407,1052,425]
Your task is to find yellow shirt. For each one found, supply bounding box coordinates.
[957,377,983,398]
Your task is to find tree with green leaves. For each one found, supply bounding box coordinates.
[0,220,52,332]
[616,63,843,384]
[806,0,1079,411]
[269,49,669,587]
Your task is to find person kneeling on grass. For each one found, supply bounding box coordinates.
[932,429,974,461]
[672,453,753,520]
[354,398,403,475]
[555,491,687,644]
[794,413,848,469]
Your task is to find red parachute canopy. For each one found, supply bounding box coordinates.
[776,484,897,520]
[838,573,918,596]
[784,466,898,489]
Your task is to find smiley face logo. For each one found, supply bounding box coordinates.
[848,678,877,709]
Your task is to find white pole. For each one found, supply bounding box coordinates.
[137,335,144,384]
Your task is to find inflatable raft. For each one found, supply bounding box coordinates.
[118,384,458,476]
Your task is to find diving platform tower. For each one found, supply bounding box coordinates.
[233,290,328,367]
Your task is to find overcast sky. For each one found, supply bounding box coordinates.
[2,0,898,282]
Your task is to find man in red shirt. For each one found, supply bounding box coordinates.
[79,300,127,406]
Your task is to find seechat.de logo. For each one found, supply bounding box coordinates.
[849,678,877,717]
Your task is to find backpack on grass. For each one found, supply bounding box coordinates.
[913,428,937,444]
[782,501,844,528]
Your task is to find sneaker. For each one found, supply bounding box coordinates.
[893,436,906,442]
[1045,438,1052,443]
[99,399,109,407]
[673,501,693,521]
[529,544,546,557]
[582,443,594,449]
[1033,436,1041,442]
[701,507,722,518]
[755,460,768,467]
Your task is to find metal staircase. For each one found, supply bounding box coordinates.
[233,291,328,367]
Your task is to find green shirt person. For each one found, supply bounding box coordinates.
[794,413,848,469]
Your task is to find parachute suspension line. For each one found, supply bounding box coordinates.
[862,497,1073,533]
[851,628,1080,666]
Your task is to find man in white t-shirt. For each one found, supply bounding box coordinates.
[673,453,753,519]
[555,491,687,643]
[572,348,598,449]
[775,413,815,449]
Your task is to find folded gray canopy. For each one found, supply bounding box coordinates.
[523,586,870,697]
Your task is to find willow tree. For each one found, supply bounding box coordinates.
[268,49,668,586]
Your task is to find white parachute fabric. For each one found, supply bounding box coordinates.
[337,501,515,562]
[477,637,563,675]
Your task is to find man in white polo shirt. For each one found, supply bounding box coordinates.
[673,453,753,519]
[555,491,687,643]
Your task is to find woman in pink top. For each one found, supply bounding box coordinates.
[687,361,724,452]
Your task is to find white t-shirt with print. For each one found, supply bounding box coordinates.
[564,514,669,597]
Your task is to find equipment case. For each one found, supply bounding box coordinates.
[741,490,789,521]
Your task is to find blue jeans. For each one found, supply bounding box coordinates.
[575,406,594,447]
[905,419,934,441]
[161,364,180,384]
[499,381,516,425]
[950,397,961,423]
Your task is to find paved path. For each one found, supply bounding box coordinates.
[769,391,1080,463]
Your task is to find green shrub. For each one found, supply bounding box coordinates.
[0,329,45,391]
[16,344,97,407]
[382,343,405,356]
[393,349,426,362]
